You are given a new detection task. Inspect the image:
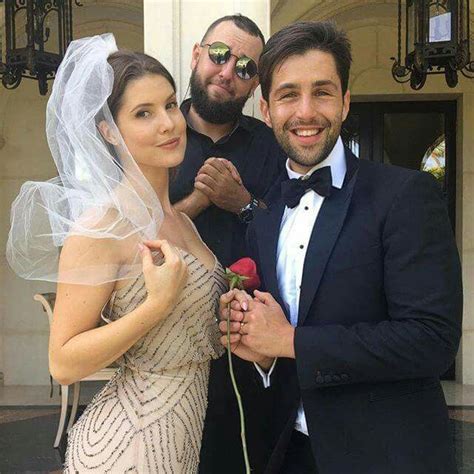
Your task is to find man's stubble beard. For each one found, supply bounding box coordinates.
[274,116,342,169]
[190,69,250,125]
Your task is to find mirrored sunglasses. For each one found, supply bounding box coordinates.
[202,41,258,80]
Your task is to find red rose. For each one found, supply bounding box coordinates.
[226,257,261,291]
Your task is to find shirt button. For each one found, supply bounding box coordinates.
[304,206,309,210]
[299,245,304,249]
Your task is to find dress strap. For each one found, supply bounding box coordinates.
[100,292,116,324]
[180,212,204,243]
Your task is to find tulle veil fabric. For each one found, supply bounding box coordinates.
[6,34,163,285]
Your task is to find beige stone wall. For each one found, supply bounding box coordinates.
[0,0,143,385]
[272,0,474,383]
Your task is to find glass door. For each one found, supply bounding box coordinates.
[342,101,456,230]
[342,100,457,379]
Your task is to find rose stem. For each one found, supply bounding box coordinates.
[227,281,251,474]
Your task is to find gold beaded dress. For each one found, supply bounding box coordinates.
[64,250,226,473]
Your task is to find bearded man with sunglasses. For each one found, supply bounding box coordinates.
[169,14,285,474]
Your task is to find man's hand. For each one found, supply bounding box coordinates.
[192,187,212,209]
[237,290,295,359]
[194,158,251,214]
[219,290,274,368]
[219,289,294,361]
[173,188,211,219]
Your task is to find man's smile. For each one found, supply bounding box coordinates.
[289,126,326,145]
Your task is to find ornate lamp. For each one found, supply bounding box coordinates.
[0,0,82,95]
[391,0,474,90]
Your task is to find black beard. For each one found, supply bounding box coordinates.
[277,118,340,168]
[285,131,337,168]
[190,70,248,124]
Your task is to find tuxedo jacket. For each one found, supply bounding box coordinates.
[247,149,462,474]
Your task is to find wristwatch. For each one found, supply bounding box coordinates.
[238,195,260,224]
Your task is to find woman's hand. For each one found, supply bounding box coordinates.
[140,239,188,318]
[218,290,274,368]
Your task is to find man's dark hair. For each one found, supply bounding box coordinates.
[259,21,352,101]
[201,14,265,47]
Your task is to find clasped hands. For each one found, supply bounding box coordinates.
[219,289,295,370]
[194,157,251,214]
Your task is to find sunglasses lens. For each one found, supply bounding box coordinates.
[208,42,231,65]
[236,57,258,80]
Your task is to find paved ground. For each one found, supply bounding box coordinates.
[0,406,474,473]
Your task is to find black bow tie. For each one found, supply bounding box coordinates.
[281,166,332,208]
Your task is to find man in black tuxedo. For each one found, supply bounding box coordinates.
[220,21,462,474]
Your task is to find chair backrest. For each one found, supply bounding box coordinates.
[33,293,57,326]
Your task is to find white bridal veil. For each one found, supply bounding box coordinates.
[6,34,163,285]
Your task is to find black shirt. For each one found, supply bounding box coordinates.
[170,99,286,267]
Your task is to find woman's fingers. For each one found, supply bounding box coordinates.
[220,333,241,347]
[156,240,179,262]
[220,289,237,305]
[233,290,253,311]
[219,305,244,323]
[219,320,242,334]
[142,239,164,249]
[142,239,182,264]
[140,243,154,271]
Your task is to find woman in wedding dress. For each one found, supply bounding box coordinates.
[7,34,226,473]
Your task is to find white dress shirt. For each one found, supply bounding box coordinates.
[255,136,347,435]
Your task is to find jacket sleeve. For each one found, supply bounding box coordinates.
[245,217,267,293]
[294,171,462,390]
[246,218,280,389]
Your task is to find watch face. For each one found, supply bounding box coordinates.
[239,208,253,223]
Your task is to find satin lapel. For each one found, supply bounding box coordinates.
[297,154,359,325]
[255,196,286,314]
